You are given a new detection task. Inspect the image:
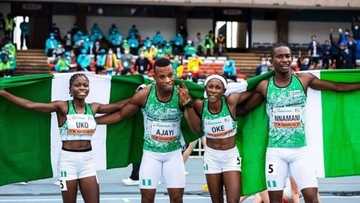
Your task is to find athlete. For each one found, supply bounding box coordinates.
[96,58,199,203]
[240,43,360,203]
[186,74,251,203]
[0,73,128,203]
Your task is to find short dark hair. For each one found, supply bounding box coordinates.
[272,42,291,57]
[154,58,171,73]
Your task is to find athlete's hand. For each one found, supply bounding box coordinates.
[0,90,6,96]
[178,82,191,107]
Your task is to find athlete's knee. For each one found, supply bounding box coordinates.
[141,194,155,203]
[169,194,183,203]
[226,196,240,203]
[302,190,319,203]
[168,189,183,203]
[301,187,319,203]
[141,189,156,203]
[268,191,283,203]
[210,195,223,203]
[303,195,319,203]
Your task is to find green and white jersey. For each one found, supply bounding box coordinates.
[59,100,96,141]
[266,75,307,148]
[202,96,237,139]
[142,85,183,153]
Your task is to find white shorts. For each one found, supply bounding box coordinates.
[265,147,318,191]
[58,150,97,181]
[203,146,241,174]
[139,149,185,189]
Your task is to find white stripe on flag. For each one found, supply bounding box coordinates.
[304,70,325,177]
[50,72,111,177]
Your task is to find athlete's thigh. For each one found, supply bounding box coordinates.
[79,176,99,203]
[59,150,80,203]
[206,173,224,203]
[221,146,241,173]
[59,150,79,182]
[223,171,241,203]
[289,149,318,191]
[139,151,162,189]
[78,151,97,180]
[163,150,185,188]
[265,148,288,191]
[203,147,222,174]
[61,179,78,203]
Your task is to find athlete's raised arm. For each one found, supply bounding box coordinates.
[0,89,63,113]
[178,83,201,133]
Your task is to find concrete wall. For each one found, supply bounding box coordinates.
[87,16,176,40]
[53,15,76,37]
[50,15,213,42]
[0,3,11,38]
[187,18,213,42]
[0,2,11,16]
[288,21,352,43]
[252,20,277,44]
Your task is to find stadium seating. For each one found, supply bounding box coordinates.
[13,49,263,78]
[15,49,51,74]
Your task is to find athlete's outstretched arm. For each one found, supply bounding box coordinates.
[92,98,130,114]
[227,91,252,106]
[238,92,265,116]
[95,88,147,124]
[236,81,267,116]
[96,102,139,124]
[0,89,61,113]
[307,74,360,91]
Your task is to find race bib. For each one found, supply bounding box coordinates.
[67,114,96,135]
[272,107,302,129]
[150,121,179,142]
[204,116,234,138]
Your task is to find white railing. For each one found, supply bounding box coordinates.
[189,138,205,158]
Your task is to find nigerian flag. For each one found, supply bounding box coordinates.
[0,70,360,196]
[0,72,200,187]
[239,69,360,195]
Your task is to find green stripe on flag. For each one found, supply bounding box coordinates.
[237,103,268,195]
[107,75,145,168]
[320,70,360,177]
[234,71,273,195]
[0,74,53,185]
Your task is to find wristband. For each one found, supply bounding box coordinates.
[182,99,193,108]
